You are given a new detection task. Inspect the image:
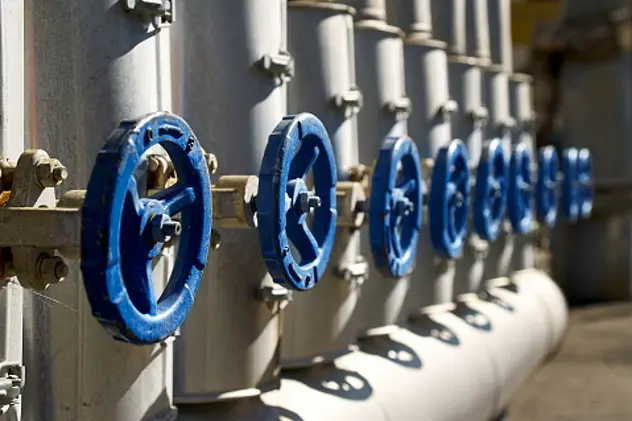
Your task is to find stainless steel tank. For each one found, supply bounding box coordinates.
[404,33,456,307]
[170,0,290,402]
[352,19,410,335]
[283,1,363,367]
[23,1,176,421]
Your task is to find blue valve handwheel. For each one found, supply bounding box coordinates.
[81,112,212,345]
[561,147,579,222]
[536,146,559,227]
[474,139,508,242]
[507,144,534,234]
[429,140,470,259]
[258,113,337,291]
[577,148,593,219]
[369,136,423,278]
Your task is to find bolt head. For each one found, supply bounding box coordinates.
[37,255,68,285]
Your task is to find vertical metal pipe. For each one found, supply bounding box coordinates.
[0,1,24,419]
[23,2,175,420]
[283,2,363,367]
[487,0,512,72]
[352,19,410,335]
[431,0,466,56]
[386,0,432,35]
[404,34,455,307]
[340,0,387,20]
[466,0,491,62]
[171,0,288,402]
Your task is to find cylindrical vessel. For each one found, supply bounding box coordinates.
[283,2,362,367]
[404,35,455,308]
[482,65,514,279]
[23,2,175,421]
[386,0,432,35]
[352,20,409,335]
[448,56,488,297]
[487,0,513,72]
[509,73,536,271]
[431,0,466,55]
[0,1,24,419]
[465,0,491,62]
[179,270,568,421]
[170,0,288,401]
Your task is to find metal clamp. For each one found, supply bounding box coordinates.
[336,181,367,229]
[438,99,458,122]
[260,51,295,83]
[497,117,516,135]
[332,87,364,115]
[339,255,369,288]
[385,96,412,119]
[123,0,175,28]
[468,107,489,126]
[0,362,24,413]
[212,175,259,229]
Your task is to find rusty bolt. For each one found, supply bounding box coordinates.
[204,153,219,175]
[37,159,67,188]
[37,254,69,285]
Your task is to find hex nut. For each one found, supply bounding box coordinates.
[37,255,69,286]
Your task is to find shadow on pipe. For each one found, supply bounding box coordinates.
[452,302,494,332]
[405,317,461,347]
[357,336,423,369]
[178,397,305,421]
[283,363,373,401]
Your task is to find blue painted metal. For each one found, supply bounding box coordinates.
[561,147,579,222]
[536,146,559,228]
[369,136,424,278]
[81,111,212,345]
[507,144,534,234]
[474,138,508,241]
[577,148,593,219]
[429,139,470,259]
[258,113,338,291]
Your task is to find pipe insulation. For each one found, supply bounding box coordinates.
[177,269,568,421]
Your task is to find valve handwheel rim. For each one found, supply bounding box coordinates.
[536,146,559,227]
[507,144,534,234]
[577,148,593,219]
[561,147,580,222]
[429,139,470,259]
[369,136,423,278]
[81,112,212,345]
[258,113,337,291]
[474,138,508,241]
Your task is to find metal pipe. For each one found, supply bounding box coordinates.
[170,0,288,402]
[283,1,364,367]
[23,1,175,420]
[466,0,491,62]
[352,19,410,335]
[386,0,432,35]
[340,0,386,20]
[177,270,568,421]
[430,0,466,56]
[0,0,24,418]
[487,0,513,72]
[404,34,455,307]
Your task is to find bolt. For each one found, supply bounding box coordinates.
[150,214,181,243]
[37,255,68,285]
[298,192,321,214]
[394,198,414,217]
[204,153,219,175]
[210,229,221,250]
[450,191,464,207]
[37,159,67,188]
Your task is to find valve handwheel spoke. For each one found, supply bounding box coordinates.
[258,113,337,291]
[561,147,580,222]
[507,144,534,234]
[536,146,559,227]
[81,112,212,345]
[370,136,423,278]
[429,139,470,259]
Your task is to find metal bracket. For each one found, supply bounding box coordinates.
[332,87,364,115]
[438,99,458,122]
[0,362,24,413]
[258,284,294,303]
[212,175,259,229]
[497,117,516,135]
[336,181,367,229]
[260,51,295,83]
[385,96,412,120]
[468,107,489,127]
[338,255,369,288]
[123,0,175,28]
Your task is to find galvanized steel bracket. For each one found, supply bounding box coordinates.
[336,181,367,229]
[333,87,364,116]
[123,0,175,28]
[385,96,412,120]
[0,362,24,414]
[338,255,369,289]
[260,51,295,84]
